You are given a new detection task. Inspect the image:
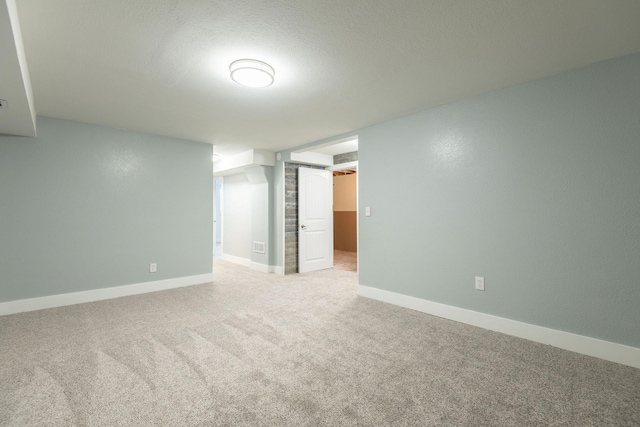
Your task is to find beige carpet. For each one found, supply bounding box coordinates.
[1,260,639,426]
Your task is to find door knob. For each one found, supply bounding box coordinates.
[301,224,307,230]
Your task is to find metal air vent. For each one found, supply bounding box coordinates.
[253,241,266,254]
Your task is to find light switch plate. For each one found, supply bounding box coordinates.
[365,207,371,217]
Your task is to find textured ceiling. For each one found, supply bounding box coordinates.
[13,0,640,155]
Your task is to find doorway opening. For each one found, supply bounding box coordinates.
[331,167,357,272]
[287,137,358,275]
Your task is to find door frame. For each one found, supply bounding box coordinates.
[279,135,360,276]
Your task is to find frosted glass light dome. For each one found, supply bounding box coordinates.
[229,59,275,88]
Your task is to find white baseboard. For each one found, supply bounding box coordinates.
[250,262,286,275]
[221,254,282,275]
[251,263,283,274]
[221,254,251,267]
[0,273,214,316]
[251,262,270,273]
[357,285,640,369]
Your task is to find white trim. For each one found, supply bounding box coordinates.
[292,135,358,154]
[0,273,214,316]
[214,149,275,177]
[355,159,359,275]
[327,160,358,171]
[250,262,285,275]
[357,285,640,369]
[220,255,282,275]
[290,151,333,167]
[221,254,251,267]
[250,262,270,273]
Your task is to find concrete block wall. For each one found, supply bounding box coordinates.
[334,151,358,164]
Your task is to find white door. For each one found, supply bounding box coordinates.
[298,167,333,273]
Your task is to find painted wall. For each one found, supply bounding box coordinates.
[214,178,222,245]
[221,167,274,268]
[0,116,213,303]
[334,174,357,211]
[358,53,640,348]
[246,165,274,267]
[221,173,252,260]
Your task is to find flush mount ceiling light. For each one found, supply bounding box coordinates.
[229,59,275,88]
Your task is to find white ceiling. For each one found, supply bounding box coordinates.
[6,1,640,155]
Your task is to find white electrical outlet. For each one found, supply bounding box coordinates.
[150,263,157,273]
[475,276,485,291]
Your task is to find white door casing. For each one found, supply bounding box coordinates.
[298,167,333,273]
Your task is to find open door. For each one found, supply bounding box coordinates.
[298,167,333,273]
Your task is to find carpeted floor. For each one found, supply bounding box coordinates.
[1,260,639,426]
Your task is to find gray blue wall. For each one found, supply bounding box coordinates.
[221,167,275,267]
[221,173,252,260]
[251,166,275,267]
[0,116,213,302]
[358,53,640,348]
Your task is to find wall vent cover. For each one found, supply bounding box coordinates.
[253,241,266,254]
